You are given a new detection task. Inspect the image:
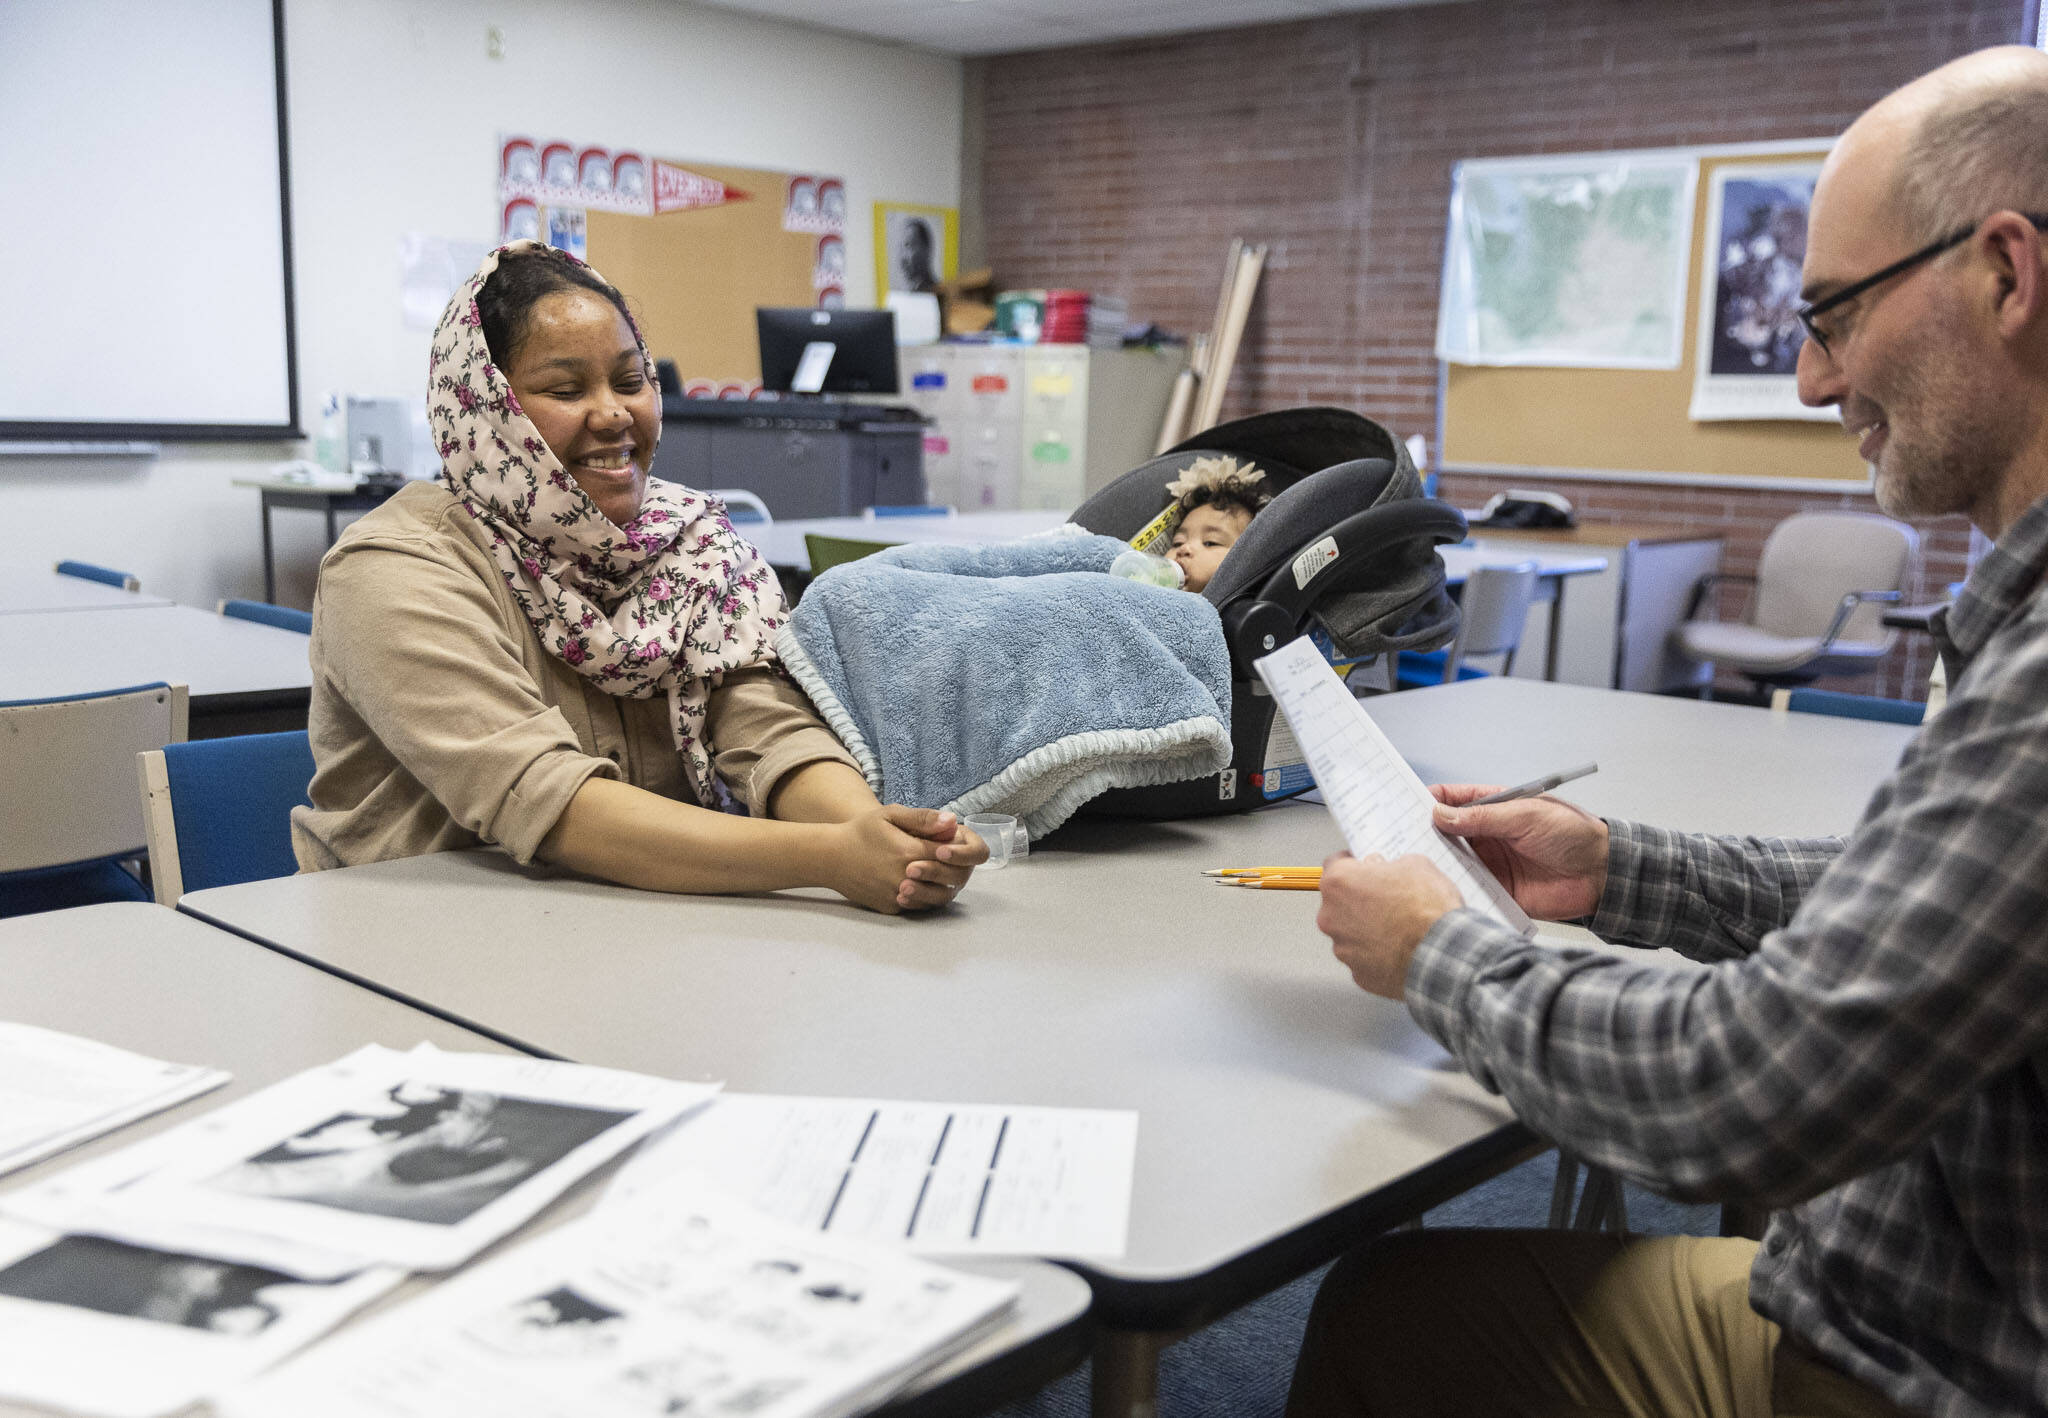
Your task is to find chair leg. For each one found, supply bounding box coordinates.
[1441,637,1467,685]
[1548,1151,1581,1229]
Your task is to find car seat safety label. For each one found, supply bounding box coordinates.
[1292,536,1339,589]
[1257,711,1315,799]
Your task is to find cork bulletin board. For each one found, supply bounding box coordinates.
[501,138,844,395]
[1440,142,1868,485]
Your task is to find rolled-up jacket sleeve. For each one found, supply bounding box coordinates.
[315,541,619,864]
[707,666,863,815]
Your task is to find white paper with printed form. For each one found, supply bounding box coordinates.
[216,1186,1018,1418]
[0,1215,402,1418]
[1254,637,1534,934]
[0,1023,230,1179]
[2,1044,720,1278]
[608,1095,1137,1259]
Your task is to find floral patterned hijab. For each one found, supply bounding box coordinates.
[427,241,785,807]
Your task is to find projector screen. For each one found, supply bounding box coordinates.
[0,0,298,440]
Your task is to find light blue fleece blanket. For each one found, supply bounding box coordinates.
[776,533,1233,838]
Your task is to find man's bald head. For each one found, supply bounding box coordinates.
[1799,47,2048,535]
[1850,46,2048,246]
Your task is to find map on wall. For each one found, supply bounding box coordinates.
[1436,154,1699,369]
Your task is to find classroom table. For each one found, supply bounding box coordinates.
[0,564,173,614]
[0,604,311,734]
[0,904,1091,1418]
[180,678,1913,1416]
[232,475,404,604]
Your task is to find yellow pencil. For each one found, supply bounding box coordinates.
[1201,866,1322,879]
[1215,876,1320,891]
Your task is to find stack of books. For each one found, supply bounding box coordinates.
[1041,289,1090,344]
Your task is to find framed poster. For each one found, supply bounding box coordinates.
[1689,160,1836,421]
[873,202,957,296]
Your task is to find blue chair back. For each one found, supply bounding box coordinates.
[1784,688,1925,726]
[160,731,315,893]
[1395,649,1489,690]
[55,559,139,590]
[220,599,313,634]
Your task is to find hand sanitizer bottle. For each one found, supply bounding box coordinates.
[313,393,345,476]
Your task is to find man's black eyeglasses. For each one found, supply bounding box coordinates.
[1797,212,2048,355]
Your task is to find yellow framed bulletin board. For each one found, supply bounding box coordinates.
[1440,141,1869,486]
[873,202,957,297]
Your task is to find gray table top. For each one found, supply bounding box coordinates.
[180,680,1916,1327]
[0,565,173,614]
[0,604,312,704]
[0,905,1087,1417]
[181,679,1915,1326]
[185,810,1527,1327]
[1363,678,1913,838]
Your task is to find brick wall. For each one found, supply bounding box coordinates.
[971,0,2026,699]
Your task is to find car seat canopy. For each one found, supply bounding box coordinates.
[1071,407,1457,659]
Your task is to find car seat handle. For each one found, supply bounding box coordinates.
[1250,499,1468,621]
[1221,599,1298,670]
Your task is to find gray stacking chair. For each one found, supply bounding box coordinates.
[1674,511,1917,691]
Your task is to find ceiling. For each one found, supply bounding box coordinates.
[693,0,1470,56]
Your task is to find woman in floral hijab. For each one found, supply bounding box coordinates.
[291,242,982,911]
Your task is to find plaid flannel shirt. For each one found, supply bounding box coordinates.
[1406,492,2048,1417]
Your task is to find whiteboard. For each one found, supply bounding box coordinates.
[0,0,297,439]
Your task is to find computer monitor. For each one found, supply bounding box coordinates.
[757,308,899,396]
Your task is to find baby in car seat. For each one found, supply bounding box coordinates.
[1162,456,1273,592]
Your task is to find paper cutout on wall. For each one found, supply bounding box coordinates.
[653,162,747,215]
[782,176,845,236]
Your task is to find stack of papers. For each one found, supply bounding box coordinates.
[0,1023,230,1178]
[218,1188,1017,1418]
[0,1043,716,1416]
[0,1045,1116,1417]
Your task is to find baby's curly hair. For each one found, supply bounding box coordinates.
[1165,455,1272,522]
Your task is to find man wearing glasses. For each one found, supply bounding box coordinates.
[1291,46,2048,1418]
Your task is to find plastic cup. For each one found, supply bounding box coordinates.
[964,813,1016,870]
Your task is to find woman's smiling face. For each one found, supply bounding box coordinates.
[505,289,659,528]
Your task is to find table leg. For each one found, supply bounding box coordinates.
[260,493,278,604]
[1544,579,1569,681]
[1091,1328,1165,1418]
[325,503,340,549]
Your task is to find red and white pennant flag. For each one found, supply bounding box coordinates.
[653,162,747,214]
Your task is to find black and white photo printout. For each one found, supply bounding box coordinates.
[1,1045,719,1277]
[0,1217,400,1418]
[1254,637,1533,933]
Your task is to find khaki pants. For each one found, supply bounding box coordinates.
[1285,1231,1914,1418]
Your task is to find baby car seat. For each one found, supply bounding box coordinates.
[1072,407,1466,818]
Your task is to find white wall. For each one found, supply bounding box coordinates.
[3,0,961,610]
